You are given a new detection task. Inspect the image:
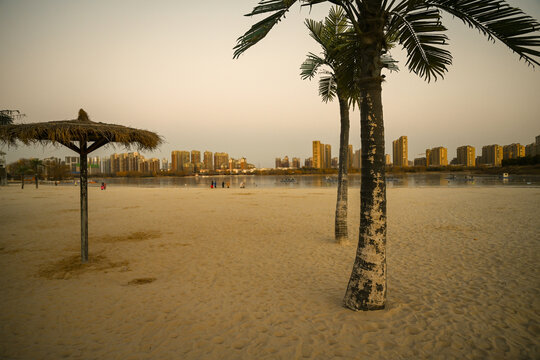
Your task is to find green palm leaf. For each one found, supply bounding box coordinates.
[300,53,327,80]
[233,0,299,59]
[427,0,540,66]
[388,5,451,81]
[318,73,337,102]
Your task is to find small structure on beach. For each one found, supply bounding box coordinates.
[0,109,162,262]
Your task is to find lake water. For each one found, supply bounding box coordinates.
[93,173,540,189]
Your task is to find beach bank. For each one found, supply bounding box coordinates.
[0,185,538,359]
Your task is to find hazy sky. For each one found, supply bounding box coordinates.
[1,0,539,168]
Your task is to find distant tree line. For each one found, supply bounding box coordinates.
[502,155,540,166]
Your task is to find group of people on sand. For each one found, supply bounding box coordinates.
[210,181,229,189]
[209,180,245,189]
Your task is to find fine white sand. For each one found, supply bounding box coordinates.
[0,184,539,359]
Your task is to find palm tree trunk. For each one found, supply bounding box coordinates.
[335,94,350,244]
[21,174,24,189]
[343,80,386,311]
[35,174,38,189]
[343,2,386,310]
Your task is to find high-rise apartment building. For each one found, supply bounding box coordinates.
[191,150,201,165]
[161,158,169,172]
[385,154,391,166]
[456,145,476,167]
[503,143,525,160]
[305,157,313,168]
[214,152,229,171]
[392,136,408,167]
[428,147,448,166]
[324,144,332,169]
[312,141,324,169]
[275,157,282,168]
[480,144,503,166]
[353,149,361,169]
[292,157,301,169]
[282,156,290,168]
[203,151,213,171]
[348,145,353,169]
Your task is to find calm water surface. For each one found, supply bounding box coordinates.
[96,173,540,189]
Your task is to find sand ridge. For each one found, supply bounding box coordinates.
[0,185,538,359]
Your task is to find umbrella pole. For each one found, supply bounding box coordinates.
[80,141,88,263]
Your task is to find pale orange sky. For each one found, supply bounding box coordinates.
[1,0,539,167]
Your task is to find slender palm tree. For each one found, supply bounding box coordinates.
[11,159,31,189]
[301,7,354,244]
[301,7,398,244]
[234,0,539,311]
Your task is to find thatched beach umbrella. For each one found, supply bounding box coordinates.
[0,109,162,262]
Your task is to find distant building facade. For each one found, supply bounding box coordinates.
[392,136,408,167]
[503,143,525,160]
[414,157,427,166]
[426,147,448,166]
[480,144,503,166]
[214,152,229,171]
[203,151,213,171]
[324,145,332,169]
[456,145,476,167]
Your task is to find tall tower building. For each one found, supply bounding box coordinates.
[214,152,229,171]
[456,145,476,167]
[171,151,180,172]
[481,145,503,166]
[313,141,323,169]
[203,151,213,171]
[348,145,353,169]
[324,145,332,169]
[385,154,391,166]
[503,143,525,160]
[282,156,290,168]
[275,157,282,168]
[191,150,201,164]
[353,149,361,169]
[430,147,448,166]
[392,136,408,167]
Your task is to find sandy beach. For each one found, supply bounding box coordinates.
[0,184,538,359]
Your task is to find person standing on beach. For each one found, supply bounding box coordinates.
[222,181,225,188]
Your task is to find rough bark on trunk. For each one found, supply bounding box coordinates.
[335,94,350,244]
[80,141,88,263]
[343,1,387,311]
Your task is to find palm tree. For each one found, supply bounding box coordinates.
[301,7,354,244]
[10,159,31,189]
[29,158,43,189]
[234,0,539,311]
[301,7,398,244]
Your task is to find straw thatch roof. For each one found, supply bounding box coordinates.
[0,109,162,151]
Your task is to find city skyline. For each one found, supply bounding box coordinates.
[1,1,539,167]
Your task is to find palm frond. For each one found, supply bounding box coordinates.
[300,53,326,80]
[318,74,337,103]
[233,0,299,59]
[388,6,451,81]
[428,0,540,66]
[381,53,400,71]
